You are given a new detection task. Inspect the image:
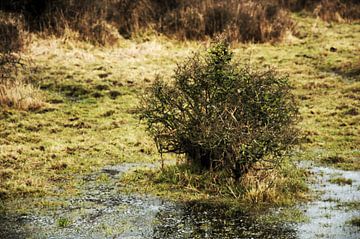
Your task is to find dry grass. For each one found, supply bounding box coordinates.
[313,0,360,23]
[277,0,360,23]
[0,82,44,111]
[239,163,308,204]
[1,0,358,46]
[0,12,25,53]
[120,159,309,205]
[0,10,358,204]
[159,0,294,42]
[0,11,44,111]
[2,0,294,44]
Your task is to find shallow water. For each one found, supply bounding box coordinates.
[295,163,360,239]
[0,162,359,239]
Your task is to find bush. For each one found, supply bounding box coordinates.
[140,42,299,180]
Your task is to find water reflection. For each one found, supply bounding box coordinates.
[0,198,297,239]
[1,163,359,238]
[153,202,296,239]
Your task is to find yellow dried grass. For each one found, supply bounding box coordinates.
[0,82,45,111]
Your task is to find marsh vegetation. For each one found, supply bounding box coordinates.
[0,0,359,238]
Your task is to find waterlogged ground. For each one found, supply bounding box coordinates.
[297,163,360,239]
[0,15,359,239]
[1,162,359,239]
[0,163,297,239]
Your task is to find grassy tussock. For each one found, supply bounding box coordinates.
[0,82,44,111]
[122,159,308,205]
[329,177,353,185]
[239,162,308,204]
[0,52,45,111]
[122,160,307,205]
[0,13,44,111]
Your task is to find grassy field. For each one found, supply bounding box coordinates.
[0,14,359,204]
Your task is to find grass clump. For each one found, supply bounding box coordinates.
[0,52,45,111]
[348,217,360,228]
[57,217,71,228]
[320,155,360,171]
[0,82,44,111]
[0,14,44,111]
[121,158,308,205]
[329,177,353,185]
[140,41,299,181]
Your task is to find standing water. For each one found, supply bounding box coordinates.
[0,162,359,238]
[295,163,360,239]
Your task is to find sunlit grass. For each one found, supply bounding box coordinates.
[0,14,359,204]
[120,158,309,206]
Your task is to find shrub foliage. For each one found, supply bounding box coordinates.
[140,42,299,180]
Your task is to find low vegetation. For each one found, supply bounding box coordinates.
[121,158,308,205]
[329,177,353,185]
[348,217,360,228]
[279,0,360,22]
[0,0,293,44]
[1,1,358,45]
[56,217,71,228]
[0,13,44,111]
[0,1,359,208]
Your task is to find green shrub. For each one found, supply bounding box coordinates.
[140,42,299,180]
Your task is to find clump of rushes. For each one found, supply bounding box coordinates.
[140,41,300,181]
